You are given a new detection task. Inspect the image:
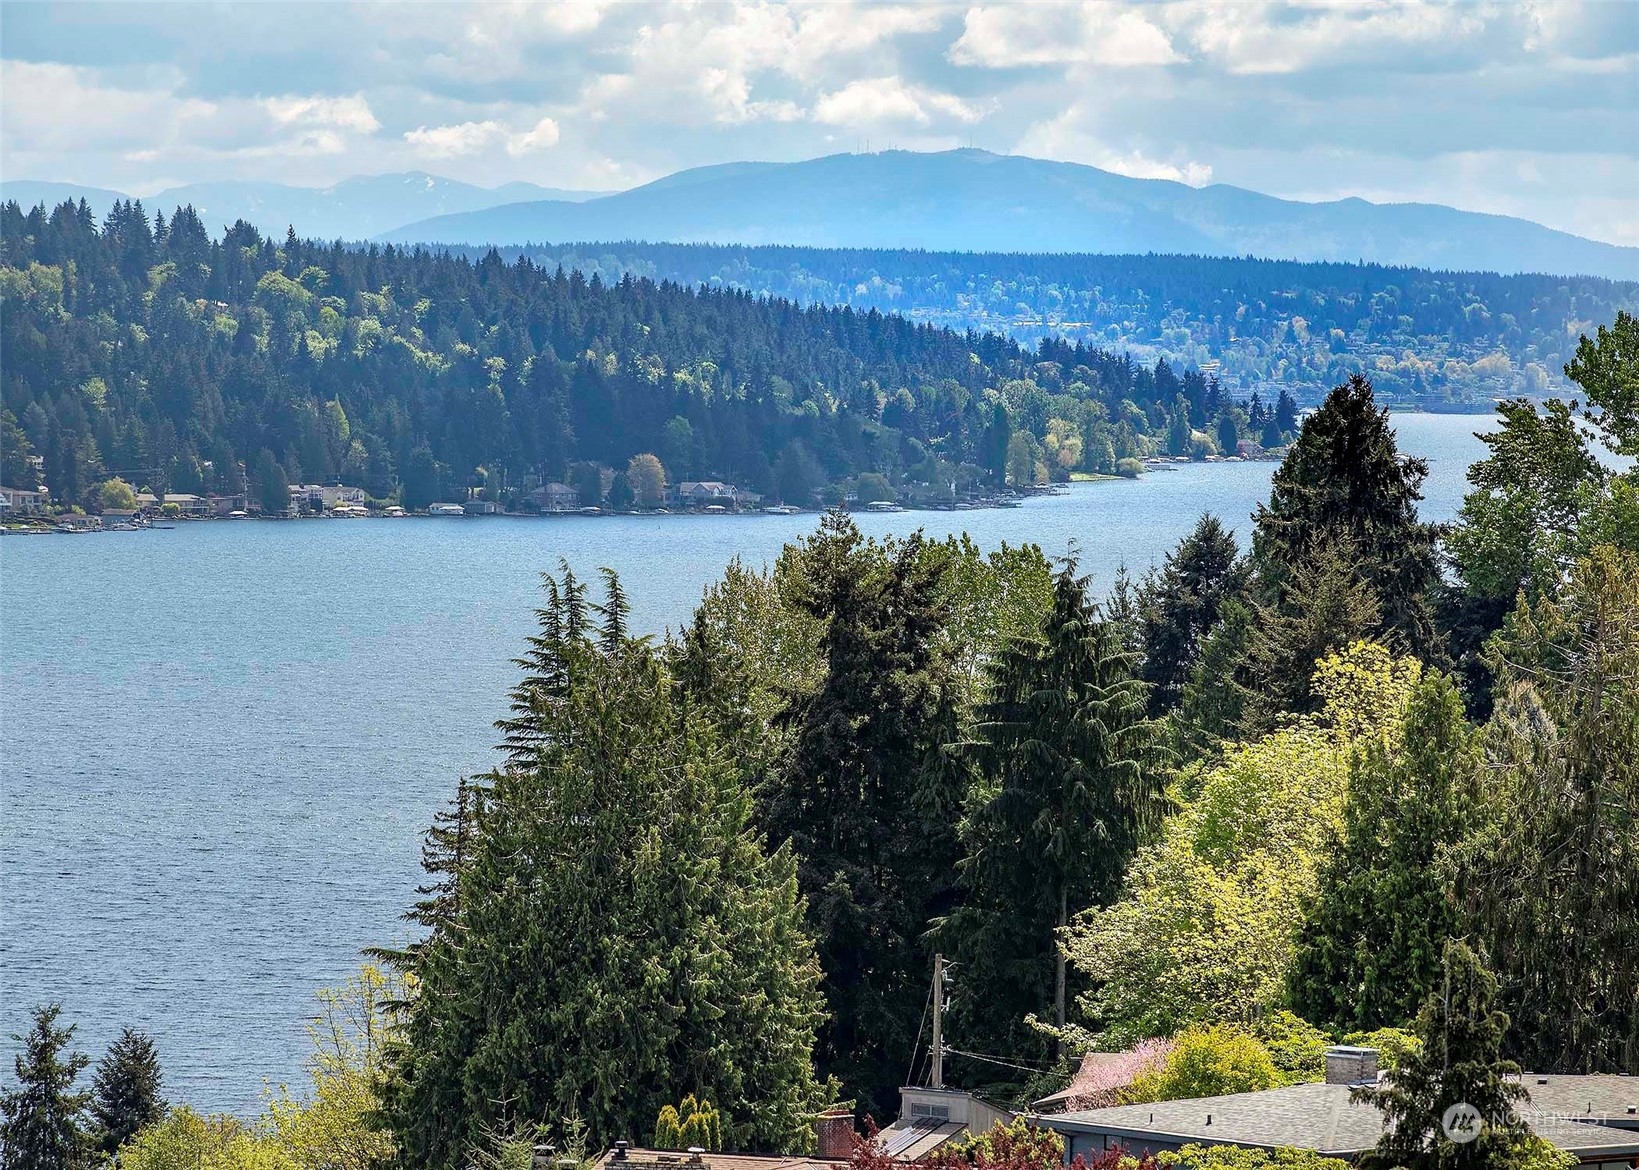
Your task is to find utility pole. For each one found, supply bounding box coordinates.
[931,953,944,1089]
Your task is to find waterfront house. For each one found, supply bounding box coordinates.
[463,499,501,515]
[675,481,739,509]
[528,482,581,512]
[0,485,47,515]
[427,502,466,516]
[290,484,367,514]
[136,492,212,517]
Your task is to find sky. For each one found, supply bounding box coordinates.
[2,0,1636,244]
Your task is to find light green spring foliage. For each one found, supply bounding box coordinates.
[1152,1147,1352,1170]
[117,966,399,1170]
[654,1095,725,1151]
[115,1107,290,1170]
[1337,1029,1420,1073]
[1065,643,1419,1043]
[1120,1025,1279,1104]
[1250,1011,1331,1086]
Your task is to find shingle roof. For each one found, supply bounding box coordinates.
[1039,1081,1639,1158]
[1044,1082,1382,1155]
[1515,1074,1639,1128]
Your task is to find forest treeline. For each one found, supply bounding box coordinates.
[455,242,1639,406]
[2,199,1297,517]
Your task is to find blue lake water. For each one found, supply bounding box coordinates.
[0,412,1489,1114]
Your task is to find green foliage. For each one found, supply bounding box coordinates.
[1289,672,1476,1031]
[1250,1012,1331,1086]
[1065,644,1418,1043]
[1455,544,1639,1073]
[1137,515,1247,716]
[1,1005,91,1170]
[654,1095,724,1151]
[115,1107,288,1170]
[1250,375,1439,686]
[1568,309,1639,456]
[626,453,667,509]
[758,513,962,1117]
[1153,1146,1350,1170]
[95,477,138,512]
[89,1028,167,1159]
[943,561,1168,1070]
[387,569,830,1167]
[1339,1029,1421,1073]
[1,202,1259,514]
[1354,942,1550,1170]
[1121,1025,1279,1103]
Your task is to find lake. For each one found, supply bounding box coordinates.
[0,412,1488,1114]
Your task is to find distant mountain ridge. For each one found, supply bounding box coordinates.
[377,149,1639,281]
[0,173,611,241]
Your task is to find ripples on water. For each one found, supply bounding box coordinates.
[0,413,1488,1114]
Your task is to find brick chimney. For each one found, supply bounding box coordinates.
[815,1108,856,1160]
[1325,1046,1380,1085]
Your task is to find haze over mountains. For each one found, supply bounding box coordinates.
[0,173,608,243]
[9,149,1637,280]
[380,150,1639,281]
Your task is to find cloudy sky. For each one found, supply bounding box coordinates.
[3,0,1636,244]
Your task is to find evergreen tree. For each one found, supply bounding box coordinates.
[251,449,289,516]
[942,562,1167,1072]
[1457,544,1639,1074]
[0,1005,92,1170]
[1241,541,1383,730]
[1289,672,1475,1031]
[1172,598,1255,759]
[1251,375,1439,654]
[761,512,963,1119]
[88,1029,167,1160]
[386,572,830,1167]
[1135,515,1246,716]
[1355,942,1543,1170]
[1274,387,1299,436]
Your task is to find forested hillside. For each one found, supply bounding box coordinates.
[1,199,1289,512]
[454,242,1639,407]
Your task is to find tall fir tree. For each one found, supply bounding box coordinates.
[88,1029,167,1160]
[386,571,830,1167]
[0,1005,92,1170]
[760,512,964,1119]
[941,562,1167,1075]
[1289,672,1475,1031]
[1251,374,1439,655]
[1135,515,1246,716]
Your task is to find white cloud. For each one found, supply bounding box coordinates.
[951,4,1182,68]
[262,94,380,134]
[1017,106,1213,186]
[1,1,1631,239]
[403,120,507,157]
[506,115,562,155]
[813,77,982,127]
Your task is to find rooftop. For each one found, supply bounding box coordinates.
[1038,1081,1639,1160]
